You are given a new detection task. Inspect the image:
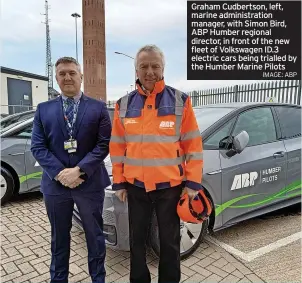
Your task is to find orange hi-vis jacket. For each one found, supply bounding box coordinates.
[109,79,203,192]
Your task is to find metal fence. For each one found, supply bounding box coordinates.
[107,100,117,108]
[1,80,301,116]
[0,105,37,116]
[187,80,301,107]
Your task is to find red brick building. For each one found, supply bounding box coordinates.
[82,0,106,101]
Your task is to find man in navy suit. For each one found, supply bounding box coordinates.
[31,56,111,283]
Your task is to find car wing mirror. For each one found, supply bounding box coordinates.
[226,131,249,157]
[233,131,249,153]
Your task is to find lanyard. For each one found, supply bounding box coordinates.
[63,99,80,139]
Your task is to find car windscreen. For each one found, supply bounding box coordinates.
[1,113,35,129]
[0,119,30,134]
[193,107,235,132]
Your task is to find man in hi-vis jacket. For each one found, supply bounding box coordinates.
[109,45,203,283]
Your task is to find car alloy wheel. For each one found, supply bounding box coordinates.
[149,210,208,260]
[180,220,204,255]
[0,174,7,199]
[1,167,15,205]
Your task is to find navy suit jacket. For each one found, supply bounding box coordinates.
[31,93,112,195]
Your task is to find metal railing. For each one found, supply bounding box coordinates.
[187,80,301,107]
[106,100,117,108]
[1,105,37,116]
[2,80,300,116]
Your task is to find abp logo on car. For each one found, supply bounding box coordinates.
[231,172,258,191]
[230,166,282,190]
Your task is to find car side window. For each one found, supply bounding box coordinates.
[204,117,236,149]
[232,107,277,146]
[275,106,301,139]
[13,125,33,138]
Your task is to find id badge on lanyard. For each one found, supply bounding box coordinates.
[64,139,77,153]
[64,100,79,153]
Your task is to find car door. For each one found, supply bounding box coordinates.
[274,105,301,201]
[23,125,42,192]
[12,123,42,193]
[219,106,287,227]
[202,116,237,229]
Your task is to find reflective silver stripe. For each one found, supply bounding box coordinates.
[118,95,129,127]
[125,134,179,143]
[175,89,184,136]
[180,130,201,141]
[175,89,184,115]
[175,115,182,137]
[124,156,185,166]
[119,95,129,118]
[110,156,125,163]
[111,135,125,143]
[185,152,203,162]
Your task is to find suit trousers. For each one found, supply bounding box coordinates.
[126,183,182,283]
[43,190,106,283]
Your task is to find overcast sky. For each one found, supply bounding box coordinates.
[1,0,274,101]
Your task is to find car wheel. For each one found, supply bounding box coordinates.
[149,210,208,260]
[1,167,15,205]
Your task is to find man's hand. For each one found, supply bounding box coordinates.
[58,167,81,187]
[115,189,127,202]
[181,187,199,200]
[68,177,85,189]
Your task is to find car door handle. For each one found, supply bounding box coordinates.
[8,152,24,156]
[207,169,222,175]
[273,151,285,158]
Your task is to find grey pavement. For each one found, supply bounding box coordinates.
[0,193,273,283]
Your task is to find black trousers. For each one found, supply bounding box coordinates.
[127,183,182,283]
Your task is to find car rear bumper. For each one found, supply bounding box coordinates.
[72,186,130,251]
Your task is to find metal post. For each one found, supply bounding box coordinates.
[75,17,78,61]
[234,85,238,102]
[71,13,81,62]
[297,80,301,105]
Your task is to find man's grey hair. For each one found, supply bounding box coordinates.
[55,56,82,72]
[134,44,165,69]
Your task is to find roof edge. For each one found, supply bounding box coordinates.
[0,66,49,81]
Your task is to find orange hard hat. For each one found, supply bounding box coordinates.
[177,189,212,224]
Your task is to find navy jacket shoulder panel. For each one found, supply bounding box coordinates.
[165,85,189,104]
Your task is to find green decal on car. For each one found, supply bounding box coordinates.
[215,180,302,216]
[19,173,301,217]
[19,172,43,184]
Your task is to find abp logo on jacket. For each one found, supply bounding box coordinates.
[159,121,174,129]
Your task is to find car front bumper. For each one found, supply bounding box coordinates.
[72,186,130,251]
